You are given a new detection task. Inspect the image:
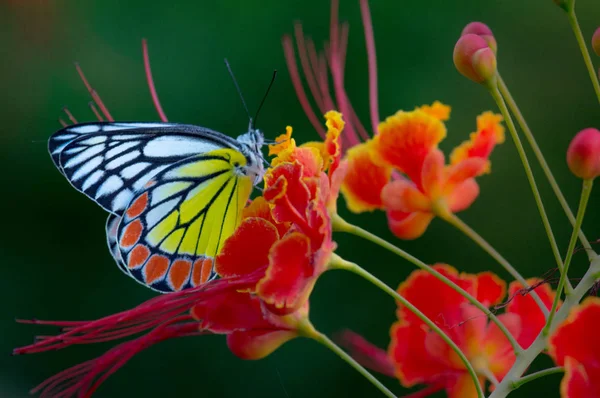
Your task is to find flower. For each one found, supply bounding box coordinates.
[343,105,504,240]
[453,34,497,84]
[549,297,600,398]
[566,127,600,180]
[593,27,600,57]
[283,2,504,240]
[339,265,557,397]
[14,42,345,395]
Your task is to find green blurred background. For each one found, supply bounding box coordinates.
[2,0,600,397]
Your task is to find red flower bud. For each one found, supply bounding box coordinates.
[567,128,600,179]
[453,34,497,84]
[592,27,600,57]
[461,22,497,54]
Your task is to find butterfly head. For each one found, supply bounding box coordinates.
[236,128,266,185]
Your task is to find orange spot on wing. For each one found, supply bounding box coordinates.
[126,192,149,219]
[144,255,170,284]
[128,244,150,269]
[120,219,143,248]
[169,259,192,291]
[191,258,213,286]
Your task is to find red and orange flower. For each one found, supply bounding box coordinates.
[341,104,505,240]
[14,111,346,397]
[341,265,556,398]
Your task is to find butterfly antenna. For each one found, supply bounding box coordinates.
[224,59,252,127]
[253,70,277,130]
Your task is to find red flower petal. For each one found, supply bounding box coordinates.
[389,321,449,386]
[446,373,485,398]
[560,357,600,398]
[215,217,279,278]
[484,313,520,380]
[242,196,290,238]
[227,329,298,360]
[386,210,434,240]
[421,149,445,198]
[256,232,316,314]
[475,271,506,306]
[264,162,312,225]
[549,297,600,367]
[507,279,556,348]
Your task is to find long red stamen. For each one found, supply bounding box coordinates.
[360,0,380,134]
[282,35,326,138]
[58,118,68,127]
[62,107,78,124]
[339,22,349,82]
[337,330,395,377]
[142,39,168,122]
[317,54,335,112]
[74,62,114,121]
[294,23,325,113]
[88,102,104,121]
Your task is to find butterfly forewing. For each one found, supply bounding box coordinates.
[116,148,253,292]
[49,122,243,215]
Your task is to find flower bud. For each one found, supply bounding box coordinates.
[567,128,600,180]
[461,22,497,54]
[592,27,600,57]
[453,34,497,84]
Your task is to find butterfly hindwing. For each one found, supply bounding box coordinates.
[116,148,254,292]
[49,122,243,215]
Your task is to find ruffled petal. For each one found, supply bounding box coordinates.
[373,109,446,184]
[475,271,507,306]
[450,111,504,168]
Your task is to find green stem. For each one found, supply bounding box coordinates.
[511,367,564,390]
[329,254,484,398]
[489,255,600,398]
[497,74,595,262]
[566,8,600,105]
[543,179,594,335]
[333,214,523,354]
[489,84,566,297]
[444,213,549,317]
[298,320,396,398]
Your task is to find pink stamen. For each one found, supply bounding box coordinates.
[360,0,380,135]
[58,118,68,127]
[62,107,78,124]
[339,22,349,82]
[142,39,168,122]
[294,23,325,112]
[282,35,326,138]
[74,62,114,122]
[88,102,104,121]
[337,330,395,377]
[317,54,335,112]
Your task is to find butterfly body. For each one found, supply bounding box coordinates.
[49,122,265,292]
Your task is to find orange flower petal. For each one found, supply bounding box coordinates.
[215,217,279,278]
[417,101,451,121]
[268,126,295,156]
[446,179,480,213]
[242,196,290,238]
[381,179,431,213]
[340,142,392,213]
[387,210,434,240]
[373,109,447,183]
[256,232,316,314]
[507,279,557,348]
[446,373,484,398]
[450,111,504,168]
[484,313,520,380]
[264,162,311,224]
[444,157,488,192]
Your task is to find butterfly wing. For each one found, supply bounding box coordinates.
[116,148,253,292]
[49,122,242,215]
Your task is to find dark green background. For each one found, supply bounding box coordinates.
[2,1,600,397]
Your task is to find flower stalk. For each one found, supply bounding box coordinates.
[543,179,594,335]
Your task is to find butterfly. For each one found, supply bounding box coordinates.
[49,121,265,293]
